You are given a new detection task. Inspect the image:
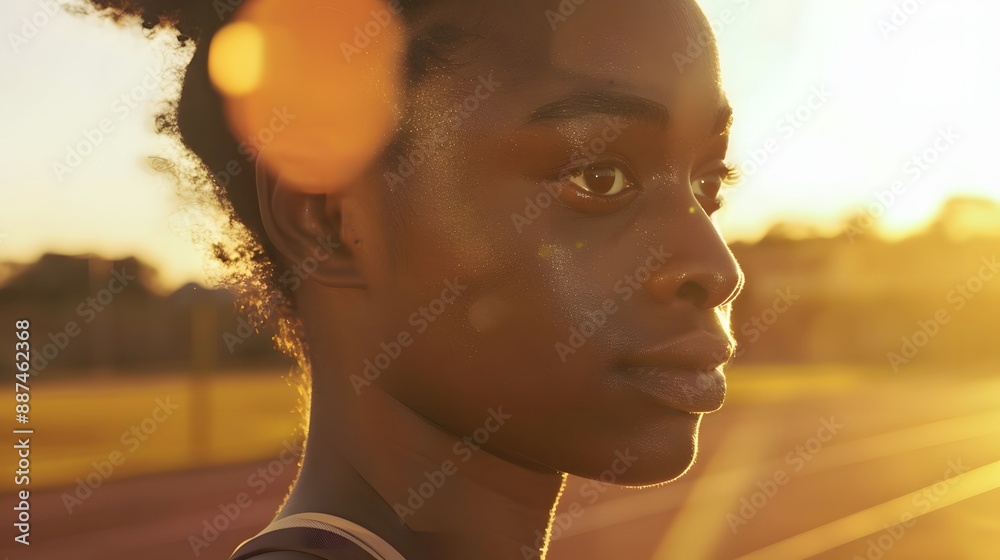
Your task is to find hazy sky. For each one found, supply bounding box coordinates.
[1,0,998,288]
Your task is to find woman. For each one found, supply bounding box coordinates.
[86,0,743,558]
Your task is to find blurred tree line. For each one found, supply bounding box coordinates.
[1,197,997,377]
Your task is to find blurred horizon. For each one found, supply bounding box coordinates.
[2,193,998,292]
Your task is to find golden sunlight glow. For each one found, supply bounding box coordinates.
[706,0,1000,241]
[218,0,405,192]
[3,3,1000,558]
[209,22,265,96]
[653,421,773,558]
[733,459,1000,560]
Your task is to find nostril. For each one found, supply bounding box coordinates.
[676,281,708,307]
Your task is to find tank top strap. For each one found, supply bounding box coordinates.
[229,513,407,560]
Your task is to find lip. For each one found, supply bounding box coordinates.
[614,365,727,413]
[615,330,734,413]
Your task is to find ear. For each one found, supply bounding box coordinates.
[255,156,366,289]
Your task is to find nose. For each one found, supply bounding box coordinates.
[645,223,744,309]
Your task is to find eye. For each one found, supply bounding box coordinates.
[567,163,633,196]
[691,161,739,214]
[547,159,640,215]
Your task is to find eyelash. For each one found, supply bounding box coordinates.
[721,163,741,186]
[691,162,740,214]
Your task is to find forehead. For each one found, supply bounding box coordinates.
[409,0,724,110]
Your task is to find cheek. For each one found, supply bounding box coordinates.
[467,292,513,333]
[534,244,606,320]
[376,246,617,434]
[457,244,614,358]
[374,240,596,391]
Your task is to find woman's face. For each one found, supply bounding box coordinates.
[340,0,743,485]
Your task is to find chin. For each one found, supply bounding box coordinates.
[557,410,704,487]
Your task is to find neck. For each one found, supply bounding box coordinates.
[281,356,566,560]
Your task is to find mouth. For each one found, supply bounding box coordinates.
[614,330,734,413]
[614,365,726,413]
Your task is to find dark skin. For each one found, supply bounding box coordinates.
[251,0,742,558]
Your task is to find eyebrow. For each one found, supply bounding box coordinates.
[713,105,734,137]
[525,90,734,136]
[526,91,671,130]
